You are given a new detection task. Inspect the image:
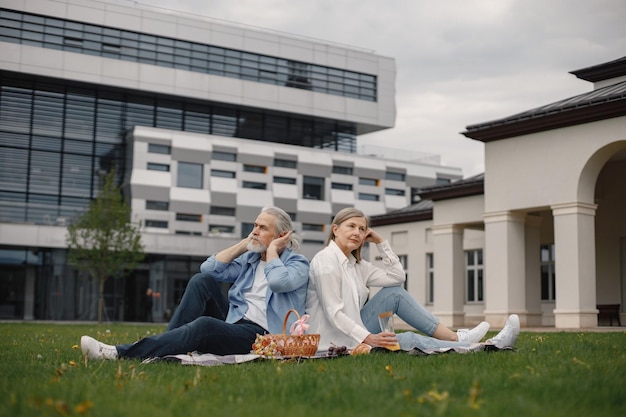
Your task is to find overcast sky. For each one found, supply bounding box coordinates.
[126,0,626,178]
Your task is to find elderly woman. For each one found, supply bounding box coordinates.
[305,207,519,352]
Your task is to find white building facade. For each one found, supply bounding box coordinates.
[372,57,626,329]
[0,0,460,321]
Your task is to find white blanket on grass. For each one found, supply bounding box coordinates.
[144,343,504,367]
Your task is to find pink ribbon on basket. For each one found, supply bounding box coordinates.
[289,314,310,335]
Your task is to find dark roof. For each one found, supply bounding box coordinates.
[462,57,626,142]
[370,173,485,226]
[370,199,433,226]
[570,56,626,82]
[418,173,484,201]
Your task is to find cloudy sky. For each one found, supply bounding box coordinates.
[127,0,625,177]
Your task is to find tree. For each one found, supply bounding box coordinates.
[67,170,145,323]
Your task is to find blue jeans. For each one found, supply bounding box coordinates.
[360,286,470,351]
[116,272,266,359]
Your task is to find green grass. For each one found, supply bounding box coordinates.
[1,323,624,417]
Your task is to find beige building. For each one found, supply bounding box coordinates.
[371,56,626,329]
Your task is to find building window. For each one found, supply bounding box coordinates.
[243,164,266,173]
[241,222,254,238]
[303,176,324,200]
[426,253,434,304]
[212,151,236,161]
[385,188,405,196]
[0,18,363,163]
[148,143,171,154]
[385,171,405,181]
[302,223,324,232]
[145,220,168,228]
[209,225,235,234]
[541,244,556,301]
[303,239,325,244]
[358,193,379,201]
[398,254,408,291]
[176,213,202,222]
[466,249,483,303]
[0,9,377,101]
[359,177,378,186]
[175,230,202,236]
[332,165,353,175]
[410,187,421,204]
[332,182,353,191]
[274,158,297,169]
[274,176,296,184]
[436,177,452,185]
[210,206,235,216]
[242,181,266,190]
[177,162,203,189]
[146,200,169,211]
[147,162,169,172]
[211,169,236,178]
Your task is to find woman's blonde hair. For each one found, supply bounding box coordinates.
[326,207,369,262]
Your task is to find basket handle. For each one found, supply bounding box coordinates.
[282,309,301,334]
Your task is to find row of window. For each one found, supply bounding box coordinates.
[147,143,408,181]
[146,219,327,241]
[1,73,360,154]
[425,245,556,304]
[0,8,377,102]
[150,214,327,231]
[0,71,362,225]
[146,160,406,199]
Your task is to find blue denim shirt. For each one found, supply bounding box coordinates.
[200,249,310,334]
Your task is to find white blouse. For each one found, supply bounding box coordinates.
[305,239,405,350]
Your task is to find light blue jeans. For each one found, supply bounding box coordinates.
[360,286,470,351]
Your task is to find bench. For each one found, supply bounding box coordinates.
[596,304,621,326]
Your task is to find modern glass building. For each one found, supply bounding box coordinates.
[0,0,461,322]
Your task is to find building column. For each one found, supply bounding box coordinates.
[524,215,543,326]
[483,211,527,327]
[432,224,465,327]
[551,202,598,328]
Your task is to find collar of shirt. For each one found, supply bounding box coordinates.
[328,240,357,267]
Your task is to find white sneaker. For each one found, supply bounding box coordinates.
[81,335,118,360]
[457,321,490,343]
[486,314,520,348]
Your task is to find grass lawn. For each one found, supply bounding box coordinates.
[1,322,624,417]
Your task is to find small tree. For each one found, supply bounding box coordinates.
[67,170,145,323]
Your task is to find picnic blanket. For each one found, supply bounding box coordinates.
[143,343,507,367]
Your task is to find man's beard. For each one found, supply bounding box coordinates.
[247,239,267,253]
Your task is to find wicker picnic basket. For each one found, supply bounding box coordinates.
[252,309,320,357]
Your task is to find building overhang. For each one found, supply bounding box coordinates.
[462,98,626,142]
[370,209,432,226]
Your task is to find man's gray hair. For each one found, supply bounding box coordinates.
[261,206,301,251]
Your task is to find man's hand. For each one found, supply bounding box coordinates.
[266,231,292,261]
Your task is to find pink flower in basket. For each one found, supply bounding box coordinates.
[289,314,310,335]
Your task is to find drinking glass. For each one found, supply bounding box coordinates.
[378,311,400,351]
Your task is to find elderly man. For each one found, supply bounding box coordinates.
[81,206,309,360]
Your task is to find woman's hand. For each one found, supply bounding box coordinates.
[363,332,398,348]
[364,228,384,244]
